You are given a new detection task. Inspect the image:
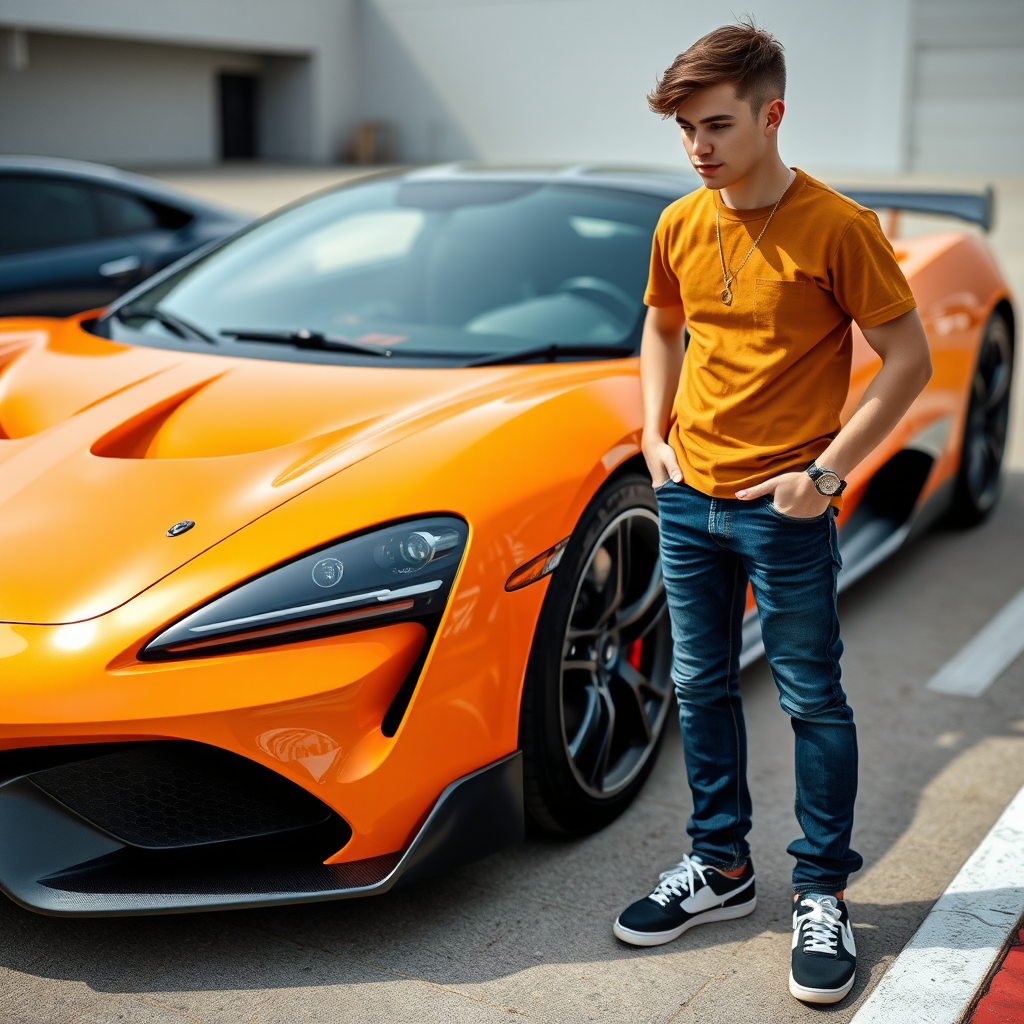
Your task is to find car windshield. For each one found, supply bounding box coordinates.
[98,178,669,366]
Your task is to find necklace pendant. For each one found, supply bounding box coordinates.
[721,285,733,305]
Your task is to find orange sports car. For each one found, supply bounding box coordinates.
[0,167,1013,916]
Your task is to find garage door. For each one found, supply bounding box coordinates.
[910,0,1024,172]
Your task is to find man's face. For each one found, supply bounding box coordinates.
[673,82,781,190]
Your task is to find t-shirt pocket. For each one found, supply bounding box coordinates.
[754,279,806,332]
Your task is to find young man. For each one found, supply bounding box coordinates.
[612,23,932,1005]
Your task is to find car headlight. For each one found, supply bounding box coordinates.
[141,516,468,660]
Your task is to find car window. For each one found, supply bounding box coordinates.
[95,188,160,235]
[103,179,668,364]
[0,177,102,256]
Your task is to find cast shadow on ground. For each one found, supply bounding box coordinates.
[0,865,946,999]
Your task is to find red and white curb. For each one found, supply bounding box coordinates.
[970,927,1024,1022]
[851,783,1024,1023]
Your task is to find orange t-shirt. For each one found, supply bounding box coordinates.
[645,168,917,498]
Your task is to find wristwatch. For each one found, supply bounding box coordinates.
[806,462,847,496]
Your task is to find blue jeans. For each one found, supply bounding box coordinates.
[655,480,862,895]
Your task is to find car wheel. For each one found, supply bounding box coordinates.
[947,311,1014,527]
[519,474,674,835]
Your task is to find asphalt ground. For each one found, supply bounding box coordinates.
[1,167,1022,1023]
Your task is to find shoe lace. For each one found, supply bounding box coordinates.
[798,896,842,955]
[648,854,709,907]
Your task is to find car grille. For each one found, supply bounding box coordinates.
[29,740,336,849]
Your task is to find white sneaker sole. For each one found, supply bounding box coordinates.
[788,970,855,1004]
[612,896,757,947]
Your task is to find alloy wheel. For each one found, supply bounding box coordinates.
[963,315,1013,513]
[559,509,673,799]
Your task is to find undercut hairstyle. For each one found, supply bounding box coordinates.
[648,19,786,119]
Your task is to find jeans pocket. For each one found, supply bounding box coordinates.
[764,498,829,523]
[653,479,673,494]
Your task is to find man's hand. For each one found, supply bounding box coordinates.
[736,471,831,518]
[642,430,684,489]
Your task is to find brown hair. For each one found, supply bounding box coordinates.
[648,19,786,118]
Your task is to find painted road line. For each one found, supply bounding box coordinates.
[927,587,1024,697]
[850,783,1024,1024]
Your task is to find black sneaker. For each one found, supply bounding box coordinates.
[613,854,756,946]
[789,894,857,1003]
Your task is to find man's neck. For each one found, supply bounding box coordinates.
[719,157,795,210]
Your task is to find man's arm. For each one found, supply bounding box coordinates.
[640,303,687,488]
[737,308,933,515]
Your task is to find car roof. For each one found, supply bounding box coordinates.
[396,162,701,202]
[0,155,248,222]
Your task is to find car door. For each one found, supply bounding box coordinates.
[0,176,147,317]
[91,185,190,278]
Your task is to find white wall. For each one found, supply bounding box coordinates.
[261,56,316,164]
[362,0,913,173]
[356,0,476,163]
[909,0,1024,173]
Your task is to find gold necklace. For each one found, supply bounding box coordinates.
[716,190,786,305]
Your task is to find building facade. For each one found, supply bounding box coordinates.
[0,0,1020,173]
[0,0,358,165]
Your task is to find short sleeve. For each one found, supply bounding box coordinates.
[829,209,917,328]
[644,209,684,308]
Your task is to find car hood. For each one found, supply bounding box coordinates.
[0,319,544,624]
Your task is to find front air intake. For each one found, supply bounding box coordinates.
[26,740,346,851]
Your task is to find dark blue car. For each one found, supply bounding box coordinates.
[0,157,250,318]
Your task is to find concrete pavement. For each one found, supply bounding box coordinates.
[1,166,1022,1023]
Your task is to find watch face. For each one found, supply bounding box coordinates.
[816,472,842,495]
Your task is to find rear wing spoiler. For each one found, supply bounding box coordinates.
[837,187,994,232]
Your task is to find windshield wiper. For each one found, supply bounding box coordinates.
[467,343,636,367]
[221,328,391,358]
[116,306,219,345]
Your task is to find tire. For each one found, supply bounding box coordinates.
[947,311,1014,527]
[519,473,674,835]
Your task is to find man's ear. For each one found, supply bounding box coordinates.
[764,97,785,134]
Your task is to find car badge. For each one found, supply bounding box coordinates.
[166,521,195,537]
